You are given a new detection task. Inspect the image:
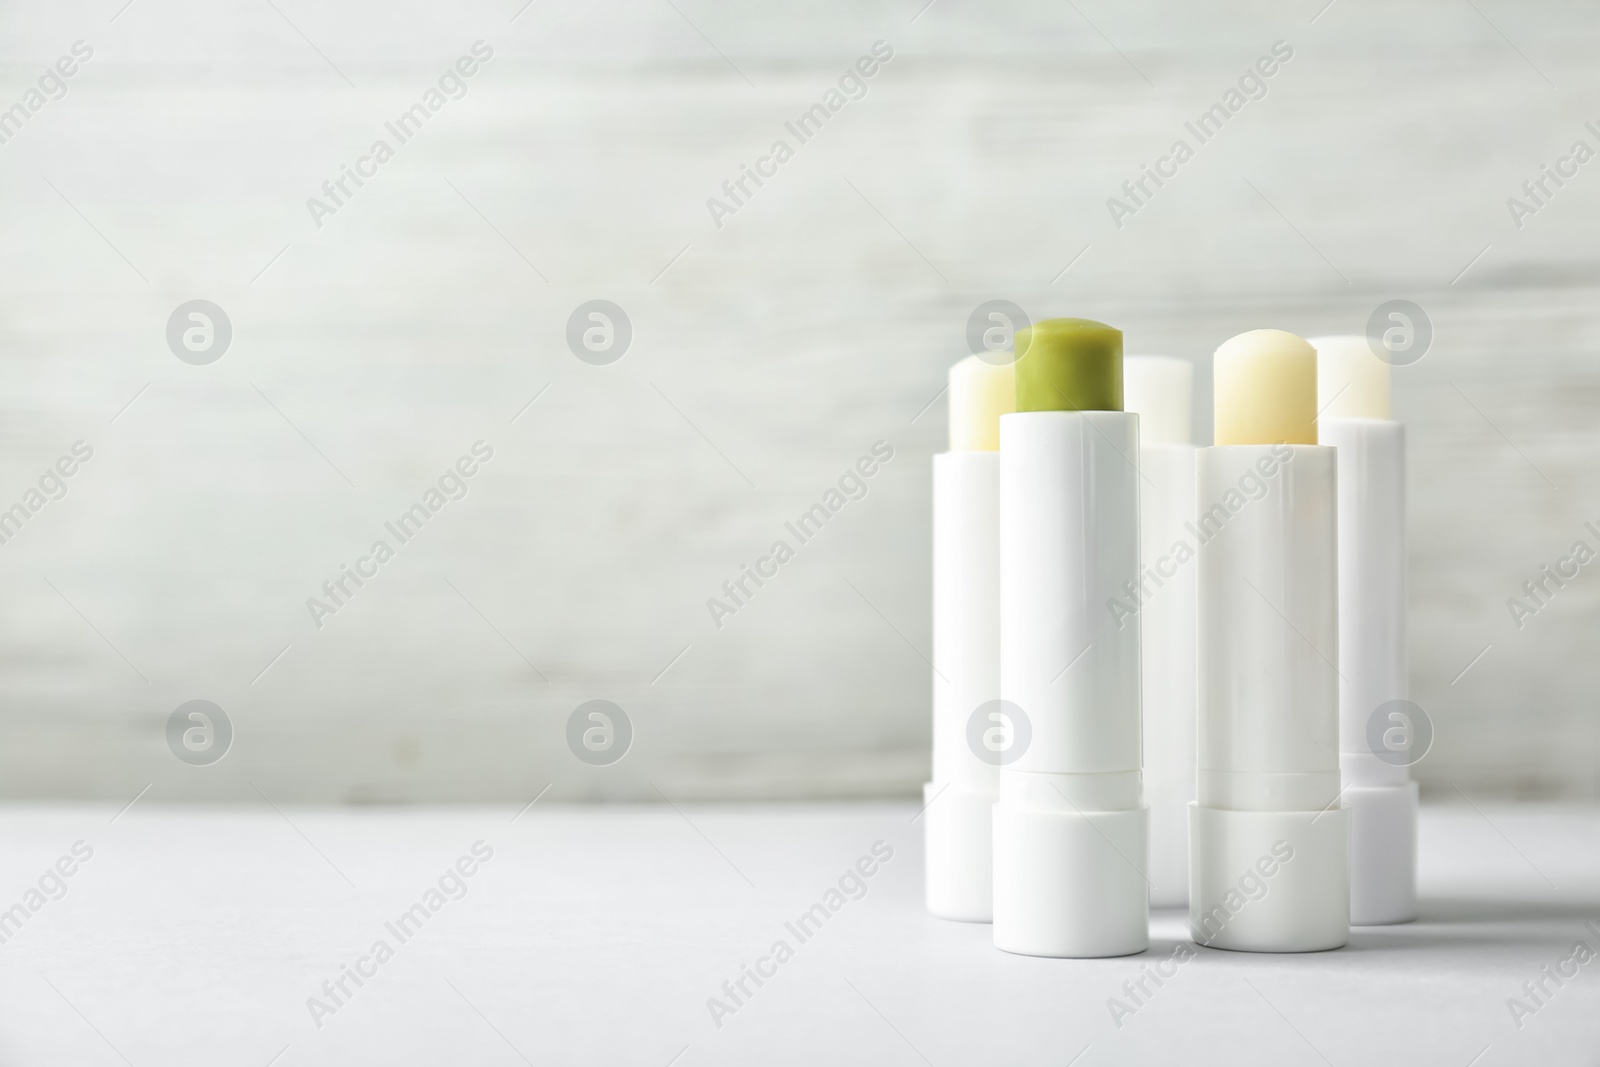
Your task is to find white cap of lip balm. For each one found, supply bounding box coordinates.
[1312,335,1417,926]
[1191,330,1348,953]
[1124,356,1198,909]
[926,355,1012,922]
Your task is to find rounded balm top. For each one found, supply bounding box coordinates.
[1212,329,1317,446]
[1014,318,1123,413]
[1124,355,1194,446]
[1310,335,1391,421]
[947,354,1016,451]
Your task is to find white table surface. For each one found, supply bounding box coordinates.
[0,800,1595,1066]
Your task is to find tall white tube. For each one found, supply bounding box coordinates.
[1125,356,1198,909]
[1191,330,1348,953]
[1314,334,1416,926]
[927,450,1001,920]
[995,409,1146,957]
[926,355,1012,921]
[993,318,1146,958]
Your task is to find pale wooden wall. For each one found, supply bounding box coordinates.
[0,0,1596,800]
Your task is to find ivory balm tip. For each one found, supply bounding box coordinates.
[948,354,1016,451]
[1014,318,1123,413]
[1123,356,1194,446]
[1310,335,1390,421]
[1212,329,1317,446]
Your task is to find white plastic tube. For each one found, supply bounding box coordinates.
[926,449,1000,921]
[1191,443,1348,951]
[1125,357,1198,909]
[926,354,1012,921]
[993,410,1148,957]
[1320,418,1415,925]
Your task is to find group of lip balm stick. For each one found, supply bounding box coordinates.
[925,319,1414,956]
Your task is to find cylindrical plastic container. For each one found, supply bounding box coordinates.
[1125,356,1198,909]
[1191,442,1348,951]
[926,448,1001,921]
[993,409,1148,957]
[926,354,1013,921]
[1320,416,1416,924]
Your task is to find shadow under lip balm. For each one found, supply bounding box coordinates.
[993,318,1148,958]
[925,354,1014,922]
[1312,335,1417,926]
[1191,329,1348,953]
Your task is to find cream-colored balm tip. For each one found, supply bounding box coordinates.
[948,354,1016,451]
[1123,356,1193,446]
[1212,329,1317,446]
[1311,335,1390,421]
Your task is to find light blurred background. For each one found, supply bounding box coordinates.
[1,0,1595,803]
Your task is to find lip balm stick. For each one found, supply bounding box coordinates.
[1191,329,1348,953]
[993,318,1148,958]
[1312,335,1416,925]
[926,355,1015,921]
[1124,356,1198,909]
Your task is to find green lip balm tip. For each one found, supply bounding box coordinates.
[1014,317,1124,413]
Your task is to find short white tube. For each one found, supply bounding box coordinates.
[1191,443,1348,950]
[993,410,1148,957]
[926,450,1000,921]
